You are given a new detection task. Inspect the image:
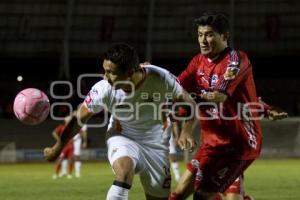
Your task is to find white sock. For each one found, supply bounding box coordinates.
[75,161,81,176]
[106,181,130,200]
[171,162,181,182]
[60,160,68,176]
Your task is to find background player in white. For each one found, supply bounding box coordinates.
[44,43,197,200]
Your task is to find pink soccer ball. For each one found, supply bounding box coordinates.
[13,88,50,125]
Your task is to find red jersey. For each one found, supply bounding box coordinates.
[178,48,262,160]
[54,124,65,136]
[54,124,74,147]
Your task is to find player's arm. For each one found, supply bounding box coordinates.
[199,90,228,103]
[44,104,93,161]
[259,97,288,121]
[171,120,180,142]
[175,90,197,151]
[52,130,60,142]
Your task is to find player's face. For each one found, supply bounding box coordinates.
[103,59,132,89]
[197,25,227,58]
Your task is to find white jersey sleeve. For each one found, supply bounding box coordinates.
[147,65,183,99]
[84,80,112,113]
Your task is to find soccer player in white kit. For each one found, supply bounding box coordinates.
[44,43,197,200]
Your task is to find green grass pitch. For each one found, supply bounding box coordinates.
[0,159,300,200]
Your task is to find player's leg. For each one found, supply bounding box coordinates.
[222,175,244,200]
[106,156,135,200]
[67,156,74,179]
[63,144,74,178]
[240,174,254,200]
[193,156,254,200]
[106,136,139,200]
[138,145,171,200]
[73,137,82,178]
[53,147,69,179]
[53,154,64,179]
[74,155,81,177]
[59,159,68,177]
[222,174,254,200]
[169,169,195,199]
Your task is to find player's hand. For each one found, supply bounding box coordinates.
[43,142,63,162]
[267,110,288,121]
[177,133,196,152]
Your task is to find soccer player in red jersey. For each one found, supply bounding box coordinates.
[169,11,263,200]
[51,123,74,179]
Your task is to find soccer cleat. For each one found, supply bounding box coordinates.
[244,195,254,200]
[52,174,58,180]
[67,174,72,179]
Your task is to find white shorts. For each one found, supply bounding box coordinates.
[107,136,171,198]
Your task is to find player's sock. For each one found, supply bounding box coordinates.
[106,180,131,200]
[75,161,81,177]
[168,192,183,200]
[60,159,67,177]
[171,162,181,182]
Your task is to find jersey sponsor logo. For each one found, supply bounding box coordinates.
[224,66,240,80]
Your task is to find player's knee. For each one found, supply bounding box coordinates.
[113,156,135,182]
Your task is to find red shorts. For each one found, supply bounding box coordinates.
[187,154,253,193]
[59,143,74,159]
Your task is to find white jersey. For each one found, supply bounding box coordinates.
[85,65,183,150]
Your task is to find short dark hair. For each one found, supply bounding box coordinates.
[195,11,229,34]
[104,43,139,72]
